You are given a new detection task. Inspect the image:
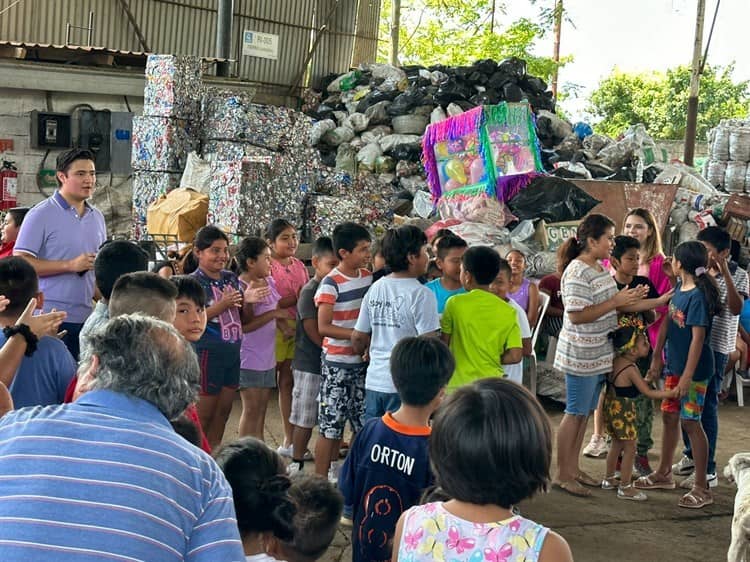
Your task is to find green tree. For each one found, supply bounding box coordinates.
[377,0,567,82]
[588,64,749,140]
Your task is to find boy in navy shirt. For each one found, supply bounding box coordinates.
[0,257,75,408]
[339,336,454,562]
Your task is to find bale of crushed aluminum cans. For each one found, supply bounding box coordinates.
[305,194,363,238]
[202,88,298,151]
[132,116,198,172]
[132,171,182,239]
[143,55,202,119]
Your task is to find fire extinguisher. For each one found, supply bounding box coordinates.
[0,160,17,211]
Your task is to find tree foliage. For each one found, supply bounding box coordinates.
[376,0,566,82]
[588,64,749,140]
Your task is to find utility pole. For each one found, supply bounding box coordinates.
[216,0,233,77]
[551,0,563,99]
[684,0,706,166]
[390,0,401,67]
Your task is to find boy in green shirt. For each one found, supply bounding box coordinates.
[441,246,523,390]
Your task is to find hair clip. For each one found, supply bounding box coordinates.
[695,266,706,277]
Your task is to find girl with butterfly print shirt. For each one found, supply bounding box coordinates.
[393,379,572,562]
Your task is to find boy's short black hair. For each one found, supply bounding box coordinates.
[332,222,371,260]
[462,246,501,285]
[171,275,206,308]
[697,225,732,253]
[94,240,149,300]
[108,272,178,320]
[430,228,455,244]
[496,257,512,278]
[435,234,468,260]
[0,257,39,316]
[215,437,296,541]
[280,473,344,562]
[312,236,335,257]
[611,235,640,262]
[381,225,427,272]
[430,378,551,508]
[7,207,30,229]
[170,415,202,447]
[56,148,95,185]
[391,336,454,406]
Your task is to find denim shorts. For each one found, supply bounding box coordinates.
[565,373,605,416]
[365,389,401,420]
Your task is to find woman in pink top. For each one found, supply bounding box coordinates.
[623,208,672,346]
[267,219,309,454]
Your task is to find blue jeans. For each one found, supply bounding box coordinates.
[682,350,728,474]
[365,389,401,420]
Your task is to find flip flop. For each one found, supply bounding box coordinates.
[554,480,592,498]
[678,489,713,509]
[576,471,600,487]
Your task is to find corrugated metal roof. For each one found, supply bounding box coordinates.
[0,0,380,95]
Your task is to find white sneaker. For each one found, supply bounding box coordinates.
[327,460,342,484]
[286,461,301,476]
[582,434,608,458]
[277,444,293,458]
[672,455,695,476]
[679,471,718,489]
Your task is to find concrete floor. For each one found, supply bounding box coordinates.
[223,391,747,562]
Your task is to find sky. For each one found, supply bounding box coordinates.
[504,0,750,120]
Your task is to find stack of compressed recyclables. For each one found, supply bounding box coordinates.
[202,87,321,234]
[706,119,750,192]
[132,54,202,238]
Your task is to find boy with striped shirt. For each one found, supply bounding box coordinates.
[314,222,373,478]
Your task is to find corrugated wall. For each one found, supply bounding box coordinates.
[0,0,381,93]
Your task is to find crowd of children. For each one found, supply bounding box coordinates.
[2,197,748,560]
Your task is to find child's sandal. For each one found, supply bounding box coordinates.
[617,484,647,501]
[601,475,621,490]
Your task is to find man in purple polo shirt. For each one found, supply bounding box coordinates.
[14,148,106,359]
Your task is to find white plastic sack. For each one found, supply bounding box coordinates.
[725,161,747,193]
[323,125,355,147]
[180,152,211,194]
[706,160,728,187]
[335,143,357,174]
[369,63,407,83]
[345,113,370,133]
[710,126,730,161]
[392,115,428,135]
[729,127,750,162]
[356,143,383,172]
[430,106,447,124]
[311,119,336,146]
[447,103,464,117]
[413,190,434,218]
[361,125,392,145]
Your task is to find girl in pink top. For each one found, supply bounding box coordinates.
[506,249,540,328]
[267,219,309,453]
[237,237,285,442]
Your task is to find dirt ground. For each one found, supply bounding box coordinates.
[223,391,747,562]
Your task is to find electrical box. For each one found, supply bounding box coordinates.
[78,109,111,172]
[109,112,133,175]
[30,111,72,149]
[77,110,133,175]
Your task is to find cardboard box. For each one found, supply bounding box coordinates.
[535,220,581,251]
[724,194,750,221]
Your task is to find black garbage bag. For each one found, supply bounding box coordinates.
[526,91,556,112]
[319,147,337,168]
[642,164,661,183]
[454,100,477,112]
[605,166,637,182]
[402,65,425,77]
[488,71,513,90]
[498,57,527,79]
[454,66,472,79]
[310,104,335,121]
[387,143,423,162]
[387,86,426,116]
[503,83,525,103]
[434,78,473,105]
[316,73,340,92]
[582,161,615,179]
[473,58,498,75]
[519,75,548,95]
[508,176,601,222]
[539,149,559,171]
[355,88,401,113]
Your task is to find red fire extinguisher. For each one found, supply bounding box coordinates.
[0,161,17,211]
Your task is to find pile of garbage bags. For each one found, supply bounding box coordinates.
[305,57,556,199]
[537,117,669,184]
[705,119,750,192]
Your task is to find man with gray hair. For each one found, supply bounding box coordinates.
[0,314,244,561]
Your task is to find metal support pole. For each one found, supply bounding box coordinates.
[390,0,400,67]
[216,0,233,77]
[684,0,706,166]
[117,0,151,52]
[551,0,563,99]
[87,11,94,46]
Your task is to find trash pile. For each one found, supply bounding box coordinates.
[536,116,669,183]
[705,119,750,192]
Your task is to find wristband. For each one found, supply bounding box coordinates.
[3,323,39,357]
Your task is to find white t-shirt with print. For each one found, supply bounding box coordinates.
[354,276,440,393]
